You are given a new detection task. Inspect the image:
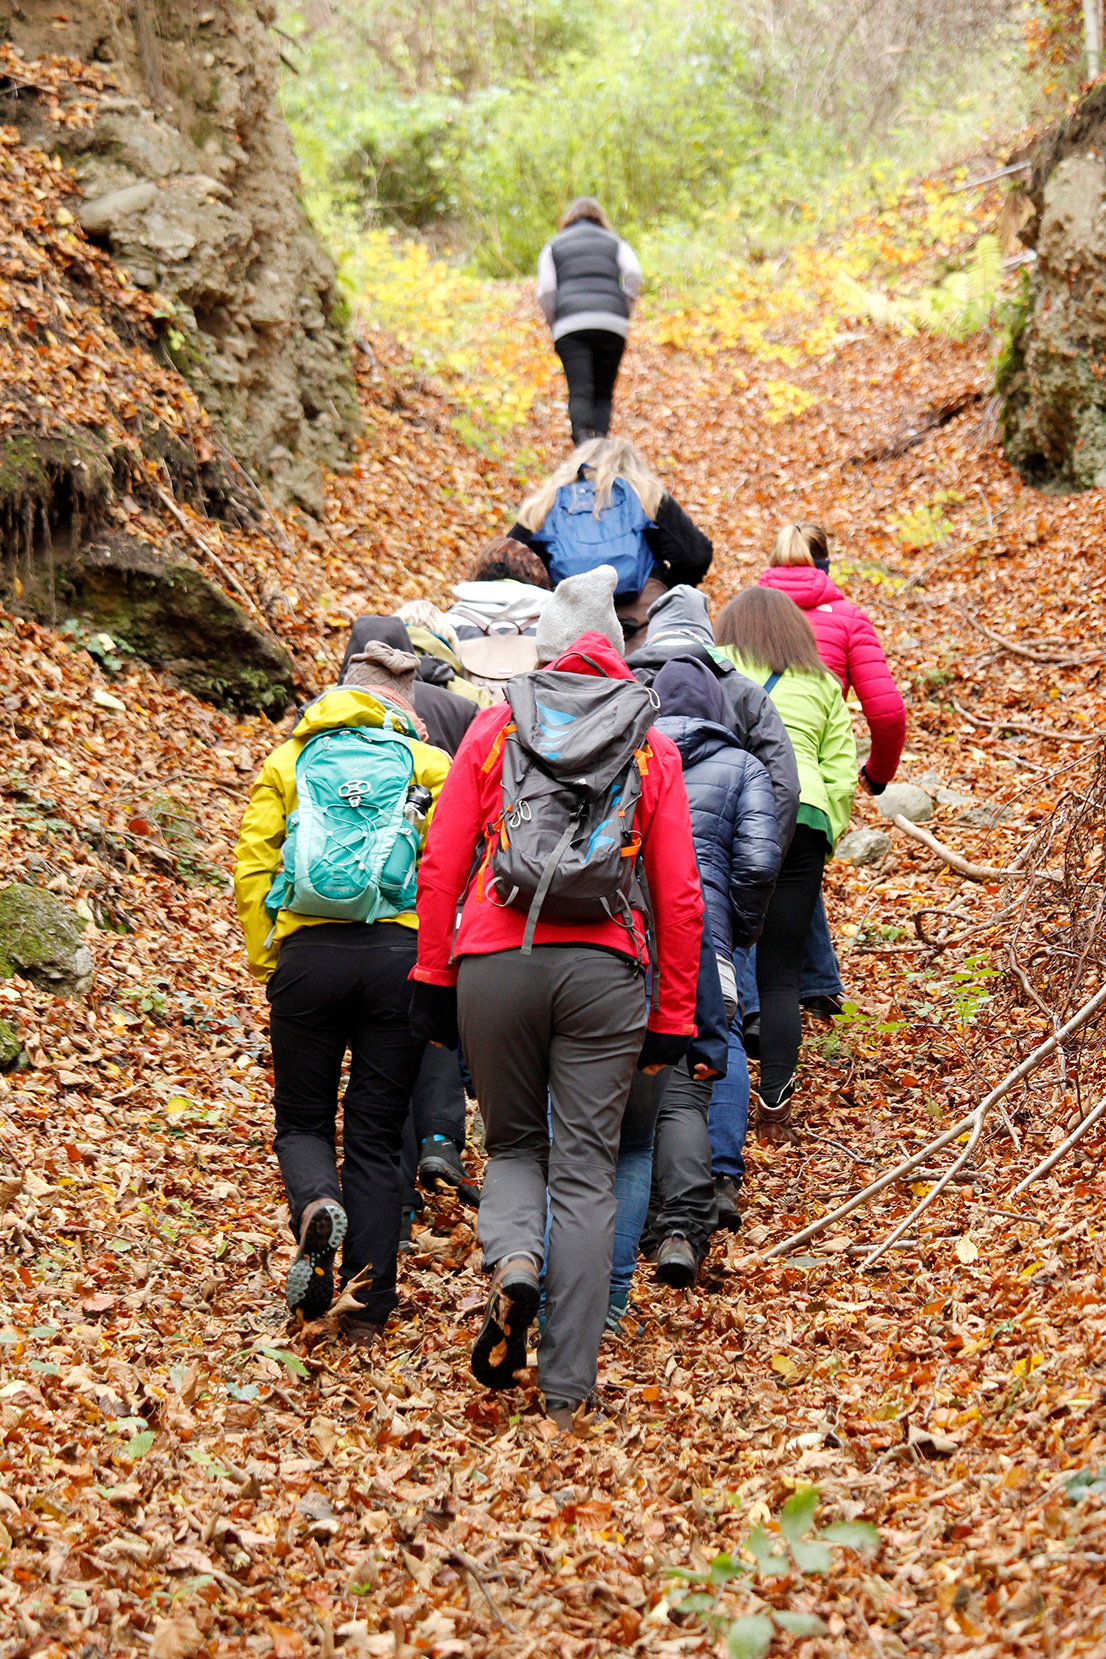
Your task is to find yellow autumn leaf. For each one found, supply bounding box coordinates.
[955,1236,979,1264]
[771,1354,798,1377]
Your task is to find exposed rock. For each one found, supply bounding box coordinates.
[50,535,295,714]
[836,828,892,867]
[0,885,94,998]
[956,803,1013,830]
[877,783,933,824]
[1,0,358,506]
[0,1020,22,1071]
[936,787,976,808]
[1000,83,1106,489]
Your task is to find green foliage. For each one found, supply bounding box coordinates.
[837,234,1006,340]
[665,1487,879,1654]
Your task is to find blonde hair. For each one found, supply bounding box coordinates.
[516,438,666,531]
[770,522,829,567]
[560,196,611,231]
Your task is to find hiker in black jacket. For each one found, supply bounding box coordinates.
[537,196,642,444]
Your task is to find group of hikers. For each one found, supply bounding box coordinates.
[232,200,907,1432]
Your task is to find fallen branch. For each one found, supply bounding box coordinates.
[891,814,1027,882]
[154,487,266,623]
[962,610,1102,667]
[951,698,1096,745]
[1008,1097,1106,1196]
[749,983,1106,1267]
[446,1551,517,1631]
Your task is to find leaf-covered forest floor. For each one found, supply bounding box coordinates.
[2,52,1106,1659]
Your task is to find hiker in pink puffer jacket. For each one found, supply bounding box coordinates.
[759,523,905,792]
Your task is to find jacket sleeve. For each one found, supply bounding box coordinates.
[413,722,490,987]
[536,242,557,327]
[844,606,906,786]
[233,754,292,983]
[618,240,643,305]
[643,495,713,588]
[639,735,704,1036]
[733,680,800,852]
[725,753,783,947]
[818,684,860,847]
[507,521,552,571]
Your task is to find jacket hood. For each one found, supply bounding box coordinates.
[627,637,734,679]
[655,715,743,768]
[293,686,419,741]
[547,630,637,682]
[653,655,725,725]
[759,566,841,609]
[645,583,715,646]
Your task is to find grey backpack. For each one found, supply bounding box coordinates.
[475,666,658,953]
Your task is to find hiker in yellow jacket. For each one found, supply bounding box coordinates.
[234,643,449,1349]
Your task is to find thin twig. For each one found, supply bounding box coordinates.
[154,486,265,622]
[951,698,1096,745]
[891,814,1027,883]
[962,610,1101,667]
[1008,1098,1106,1196]
[446,1551,517,1631]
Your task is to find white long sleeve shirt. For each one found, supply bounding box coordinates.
[536,237,643,340]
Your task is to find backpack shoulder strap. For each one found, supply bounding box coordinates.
[762,671,782,694]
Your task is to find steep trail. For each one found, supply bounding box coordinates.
[3,94,1106,1658]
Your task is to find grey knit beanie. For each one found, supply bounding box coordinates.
[344,640,419,702]
[535,565,625,665]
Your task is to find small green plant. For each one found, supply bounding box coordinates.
[890,489,964,550]
[61,619,136,674]
[904,952,1000,1027]
[664,1488,879,1657]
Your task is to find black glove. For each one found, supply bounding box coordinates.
[860,765,885,796]
[636,1030,690,1073]
[409,982,459,1050]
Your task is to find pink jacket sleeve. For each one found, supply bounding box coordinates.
[844,606,906,786]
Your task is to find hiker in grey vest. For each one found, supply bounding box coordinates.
[537,197,642,445]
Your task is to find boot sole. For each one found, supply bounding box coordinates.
[418,1154,465,1189]
[471,1273,540,1389]
[286,1201,347,1321]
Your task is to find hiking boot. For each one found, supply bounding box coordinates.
[399,1205,417,1254]
[654,1233,698,1289]
[543,1397,580,1434]
[471,1254,540,1390]
[755,1075,796,1145]
[742,1013,760,1059]
[713,1175,743,1232]
[418,1134,466,1191]
[340,1314,385,1352]
[285,1199,347,1322]
[801,994,844,1021]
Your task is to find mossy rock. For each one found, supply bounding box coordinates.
[53,534,295,713]
[0,427,113,573]
[0,884,94,998]
[0,1020,23,1071]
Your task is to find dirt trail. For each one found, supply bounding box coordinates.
[3,99,1106,1659]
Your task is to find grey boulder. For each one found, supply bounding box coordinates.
[0,885,94,998]
[836,828,892,867]
[878,783,934,824]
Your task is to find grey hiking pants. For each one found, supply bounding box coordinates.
[458,946,648,1403]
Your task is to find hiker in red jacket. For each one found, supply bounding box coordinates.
[759,523,905,790]
[411,568,703,1433]
[741,521,907,1042]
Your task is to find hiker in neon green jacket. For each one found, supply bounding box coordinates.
[713,587,857,1142]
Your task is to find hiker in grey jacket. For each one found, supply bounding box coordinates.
[536,196,642,444]
[627,586,800,851]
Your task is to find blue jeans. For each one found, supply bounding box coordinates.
[610,1069,668,1306]
[707,946,750,1181]
[743,891,843,1016]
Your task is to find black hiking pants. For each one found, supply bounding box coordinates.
[554,327,626,442]
[755,825,827,1104]
[400,1042,468,1211]
[267,922,425,1324]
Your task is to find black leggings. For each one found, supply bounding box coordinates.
[554,327,626,442]
[755,825,827,1104]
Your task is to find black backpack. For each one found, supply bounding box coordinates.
[473,666,658,954]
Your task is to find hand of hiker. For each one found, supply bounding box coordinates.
[691,1063,722,1081]
[636,1031,689,1074]
[409,982,459,1050]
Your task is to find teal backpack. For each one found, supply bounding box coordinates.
[264,724,421,928]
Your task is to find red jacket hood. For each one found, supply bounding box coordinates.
[546,631,638,681]
[759,566,841,609]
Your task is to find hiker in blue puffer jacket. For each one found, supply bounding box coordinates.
[609,654,781,1309]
